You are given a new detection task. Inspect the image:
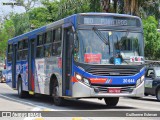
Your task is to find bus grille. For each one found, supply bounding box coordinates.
[92,84,135,93]
[86,66,139,76]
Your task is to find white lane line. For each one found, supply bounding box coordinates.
[0,94,55,110]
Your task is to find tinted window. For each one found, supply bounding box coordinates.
[7,54,12,62]
[37,34,43,45]
[53,28,62,56]
[44,45,52,57]
[7,44,13,62]
[44,31,52,44]
[18,41,23,50]
[23,39,28,49]
[8,44,12,53]
[36,46,44,58]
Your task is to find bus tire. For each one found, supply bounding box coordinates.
[52,80,65,106]
[156,88,160,101]
[18,78,28,98]
[144,93,148,96]
[104,97,119,107]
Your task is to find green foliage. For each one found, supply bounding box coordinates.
[28,7,50,28]
[143,16,160,60]
[0,19,15,57]
[11,13,30,36]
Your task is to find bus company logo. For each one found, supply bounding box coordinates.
[106,78,112,84]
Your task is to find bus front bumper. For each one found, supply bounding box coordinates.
[72,81,144,98]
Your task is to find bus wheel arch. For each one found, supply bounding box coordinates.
[49,74,58,96]
[49,74,64,106]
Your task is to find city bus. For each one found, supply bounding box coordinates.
[6,13,145,106]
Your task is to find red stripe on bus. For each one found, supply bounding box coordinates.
[90,78,107,83]
[71,77,78,82]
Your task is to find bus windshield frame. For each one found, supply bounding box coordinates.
[74,28,144,65]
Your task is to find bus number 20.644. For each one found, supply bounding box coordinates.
[123,79,135,83]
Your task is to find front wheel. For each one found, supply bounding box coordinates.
[52,80,65,106]
[144,93,148,96]
[104,97,119,107]
[156,88,160,101]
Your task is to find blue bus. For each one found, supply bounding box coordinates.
[6,13,145,106]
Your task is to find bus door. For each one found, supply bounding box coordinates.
[62,27,74,96]
[28,37,36,93]
[12,44,17,88]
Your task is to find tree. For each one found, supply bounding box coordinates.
[28,7,50,28]
[14,0,40,12]
[0,19,15,57]
[41,0,91,22]
[11,13,30,36]
[143,16,160,60]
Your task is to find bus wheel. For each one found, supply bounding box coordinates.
[104,97,119,107]
[52,80,64,106]
[144,93,148,96]
[156,88,160,101]
[18,78,28,98]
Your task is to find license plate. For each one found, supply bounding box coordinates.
[108,88,121,93]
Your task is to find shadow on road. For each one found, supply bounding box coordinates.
[130,97,159,102]
[0,93,137,110]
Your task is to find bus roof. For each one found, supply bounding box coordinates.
[8,12,141,44]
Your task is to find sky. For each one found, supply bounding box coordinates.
[0,0,25,19]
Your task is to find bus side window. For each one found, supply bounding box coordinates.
[37,34,43,46]
[44,31,52,58]
[7,44,13,62]
[44,31,52,44]
[36,46,44,58]
[44,45,52,57]
[36,34,44,58]
[53,28,62,56]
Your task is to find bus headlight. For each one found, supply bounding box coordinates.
[75,73,82,81]
[136,75,144,87]
[75,73,91,86]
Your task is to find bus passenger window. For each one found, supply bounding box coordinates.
[23,39,28,49]
[36,46,44,58]
[18,41,23,50]
[44,45,52,57]
[7,44,13,62]
[37,34,43,45]
[44,31,52,44]
[17,51,23,61]
[23,50,28,60]
[7,54,12,62]
[52,28,62,56]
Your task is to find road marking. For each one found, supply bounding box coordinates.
[0,94,55,110]
[72,118,82,120]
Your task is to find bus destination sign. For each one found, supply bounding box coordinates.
[79,15,141,27]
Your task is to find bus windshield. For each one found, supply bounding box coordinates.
[74,29,144,65]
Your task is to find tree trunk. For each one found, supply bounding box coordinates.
[113,0,118,13]
[101,0,110,12]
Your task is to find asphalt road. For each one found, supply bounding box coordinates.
[0,83,159,120]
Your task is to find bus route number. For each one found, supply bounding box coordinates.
[123,79,135,83]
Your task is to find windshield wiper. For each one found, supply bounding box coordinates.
[92,26,110,45]
[92,26,110,54]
